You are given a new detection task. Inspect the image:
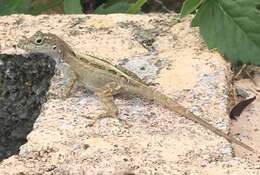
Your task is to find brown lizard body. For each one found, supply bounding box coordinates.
[18,31,255,152]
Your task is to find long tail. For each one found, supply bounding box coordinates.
[125,84,255,152]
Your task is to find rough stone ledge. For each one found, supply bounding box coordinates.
[0,14,259,175]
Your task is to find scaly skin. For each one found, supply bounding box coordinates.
[17,31,255,152]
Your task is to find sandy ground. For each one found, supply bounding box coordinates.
[0,14,259,174]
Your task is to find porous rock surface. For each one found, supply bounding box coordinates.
[0,53,55,161]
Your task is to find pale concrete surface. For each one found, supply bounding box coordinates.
[0,14,259,175]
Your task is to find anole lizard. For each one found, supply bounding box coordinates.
[17,31,255,152]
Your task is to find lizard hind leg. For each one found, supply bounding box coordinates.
[87,82,131,128]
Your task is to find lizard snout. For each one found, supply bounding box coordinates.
[17,36,29,50]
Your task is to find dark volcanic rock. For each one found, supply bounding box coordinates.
[0,53,55,161]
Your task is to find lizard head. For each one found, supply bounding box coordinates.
[18,31,75,64]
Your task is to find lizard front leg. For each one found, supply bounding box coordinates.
[87,82,130,127]
[54,63,77,99]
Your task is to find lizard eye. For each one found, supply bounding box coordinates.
[52,45,57,50]
[35,38,43,45]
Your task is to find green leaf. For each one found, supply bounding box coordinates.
[64,0,83,14]
[180,0,203,18]
[127,0,147,14]
[0,0,32,15]
[0,0,63,15]
[95,1,131,14]
[104,0,126,6]
[29,0,63,15]
[95,0,147,14]
[192,0,260,65]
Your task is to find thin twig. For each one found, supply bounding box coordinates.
[154,0,172,13]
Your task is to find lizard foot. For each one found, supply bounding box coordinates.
[86,112,132,128]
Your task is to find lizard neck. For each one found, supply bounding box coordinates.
[60,46,77,64]
[62,50,81,72]
[52,36,77,64]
